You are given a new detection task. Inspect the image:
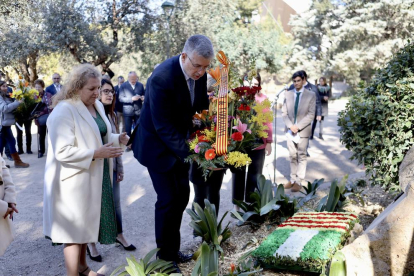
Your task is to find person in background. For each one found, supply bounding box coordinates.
[119,71,145,147]
[114,76,125,133]
[33,79,53,158]
[282,71,316,193]
[312,77,332,140]
[0,81,29,168]
[15,108,34,155]
[231,73,273,208]
[3,86,13,161]
[45,73,62,96]
[87,79,136,263]
[43,64,129,276]
[0,156,18,257]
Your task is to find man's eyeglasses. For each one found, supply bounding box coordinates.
[101,89,115,95]
[53,78,61,80]
[187,55,210,71]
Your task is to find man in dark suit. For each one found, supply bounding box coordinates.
[114,76,125,133]
[45,73,62,95]
[131,35,213,272]
[119,71,145,145]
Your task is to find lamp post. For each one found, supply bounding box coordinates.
[161,1,175,60]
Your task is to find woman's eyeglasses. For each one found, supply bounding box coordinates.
[101,89,115,95]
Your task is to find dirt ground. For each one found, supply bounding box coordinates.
[0,100,375,276]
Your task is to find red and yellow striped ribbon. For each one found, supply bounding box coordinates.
[215,51,230,156]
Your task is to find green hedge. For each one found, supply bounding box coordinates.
[338,42,414,191]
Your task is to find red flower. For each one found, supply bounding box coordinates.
[198,135,209,142]
[238,104,251,111]
[231,132,243,141]
[230,263,236,274]
[205,149,216,160]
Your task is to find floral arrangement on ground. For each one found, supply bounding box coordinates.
[251,212,358,274]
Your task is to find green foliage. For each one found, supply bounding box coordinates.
[186,199,231,254]
[232,175,298,228]
[192,242,218,276]
[315,175,363,212]
[110,248,179,276]
[222,258,262,276]
[338,42,414,190]
[329,252,346,276]
[283,0,414,86]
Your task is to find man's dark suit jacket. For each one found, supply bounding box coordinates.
[289,82,322,116]
[132,55,208,173]
[118,81,145,116]
[114,84,123,113]
[45,84,59,96]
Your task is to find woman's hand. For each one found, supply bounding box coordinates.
[93,143,123,159]
[4,203,18,219]
[119,132,130,146]
[265,143,272,156]
[117,172,124,182]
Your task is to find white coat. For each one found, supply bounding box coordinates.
[43,99,120,244]
[0,156,17,256]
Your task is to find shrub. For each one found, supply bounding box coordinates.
[338,41,414,191]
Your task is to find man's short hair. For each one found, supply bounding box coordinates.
[118,76,124,80]
[292,71,306,80]
[299,70,308,79]
[128,71,138,77]
[183,35,214,59]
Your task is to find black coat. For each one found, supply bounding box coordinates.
[132,55,208,173]
[114,84,123,113]
[118,81,145,116]
[289,82,322,116]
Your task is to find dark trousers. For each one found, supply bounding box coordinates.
[190,164,226,215]
[38,125,47,154]
[232,149,266,203]
[148,161,190,261]
[2,134,11,157]
[124,114,140,137]
[0,126,17,154]
[113,172,122,234]
[310,116,324,138]
[16,120,32,152]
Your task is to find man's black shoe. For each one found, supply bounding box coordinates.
[177,251,193,263]
[171,262,181,274]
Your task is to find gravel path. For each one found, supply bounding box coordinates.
[0,99,362,276]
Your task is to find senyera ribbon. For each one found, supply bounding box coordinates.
[215,51,230,156]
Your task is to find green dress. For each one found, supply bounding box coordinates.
[93,111,118,244]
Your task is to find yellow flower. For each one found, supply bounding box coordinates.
[229,91,237,101]
[225,151,251,168]
[189,136,199,151]
[202,123,216,142]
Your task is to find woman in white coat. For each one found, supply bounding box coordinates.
[43,64,129,276]
[0,156,18,257]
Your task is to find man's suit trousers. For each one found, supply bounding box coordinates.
[147,161,190,262]
[287,137,309,185]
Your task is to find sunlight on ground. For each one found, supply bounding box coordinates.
[126,186,146,206]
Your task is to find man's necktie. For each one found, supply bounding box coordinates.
[294,92,301,123]
[188,78,195,105]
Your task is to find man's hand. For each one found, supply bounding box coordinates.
[316,116,322,121]
[324,96,328,101]
[4,203,18,219]
[131,95,140,101]
[290,125,299,133]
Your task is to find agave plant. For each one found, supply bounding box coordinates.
[186,199,231,253]
[297,179,324,208]
[110,248,181,276]
[232,175,298,227]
